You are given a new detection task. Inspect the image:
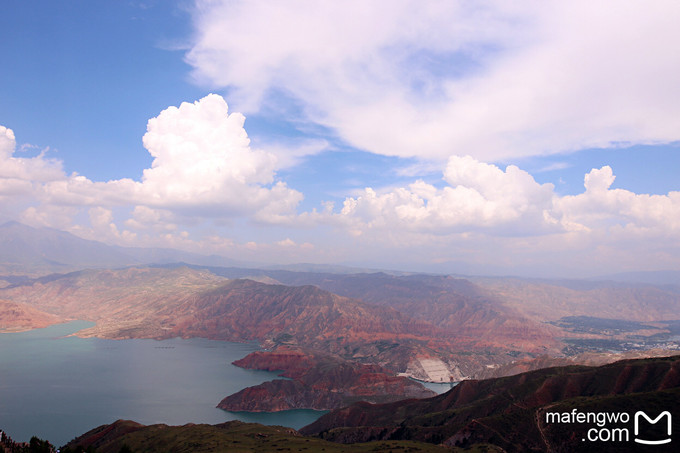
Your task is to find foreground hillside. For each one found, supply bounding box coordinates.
[62,419,454,453]
[302,355,680,452]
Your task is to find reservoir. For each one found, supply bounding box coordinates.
[0,321,324,446]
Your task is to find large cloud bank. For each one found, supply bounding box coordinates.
[187,0,680,161]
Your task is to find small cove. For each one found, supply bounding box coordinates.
[0,321,324,446]
[418,379,459,393]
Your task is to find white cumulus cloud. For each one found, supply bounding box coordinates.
[20,95,303,225]
[556,166,680,233]
[135,93,301,217]
[332,154,680,265]
[337,155,557,235]
[1,94,303,234]
[0,126,65,199]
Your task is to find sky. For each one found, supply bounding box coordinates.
[1,0,680,278]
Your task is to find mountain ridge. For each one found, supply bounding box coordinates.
[301,355,680,452]
[0,221,252,275]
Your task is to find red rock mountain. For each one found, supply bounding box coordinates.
[3,265,679,381]
[0,267,451,365]
[301,355,680,452]
[240,271,562,352]
[0,299,64,332]
[218,348,436,411]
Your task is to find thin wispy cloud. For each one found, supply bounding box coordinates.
[533,162,571,173]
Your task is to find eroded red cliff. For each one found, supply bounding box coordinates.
[218,348,436,411]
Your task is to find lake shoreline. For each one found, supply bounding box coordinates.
[0,321,324,446]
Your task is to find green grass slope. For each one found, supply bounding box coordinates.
[63,420,455,453]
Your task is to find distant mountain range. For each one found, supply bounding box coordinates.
[2,262,680,390]
[2,247,680,378]
[3,220,680,284]
[594,270,680,287]
[0,221,252,275]
[0,221,404,278]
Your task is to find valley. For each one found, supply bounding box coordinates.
[1,222,679,449]
[2,261,680,415]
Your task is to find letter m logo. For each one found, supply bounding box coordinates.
[634,411,672,445]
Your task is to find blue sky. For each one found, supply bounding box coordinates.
[1,1,679,277]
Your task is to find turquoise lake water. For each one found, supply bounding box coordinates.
[420,380,458,393]
[0,321,325,446]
